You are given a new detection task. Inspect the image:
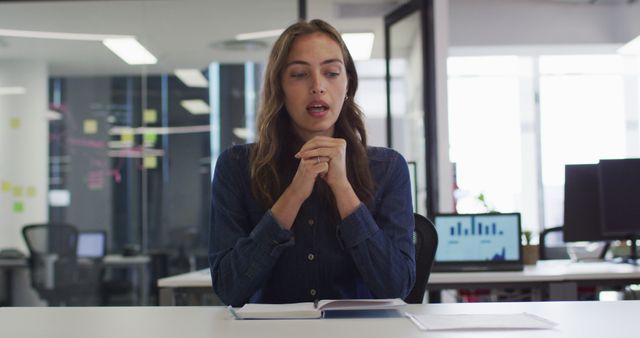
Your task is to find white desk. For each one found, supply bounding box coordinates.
[157,269,216,306]
[0,258,28,306]
[0,254,150,306]
[157,260,640,305]
[430,259,640,300]
[430,259,640,285]
[158,268,210,288]
[102,254,151,305]
[1,301,639,337]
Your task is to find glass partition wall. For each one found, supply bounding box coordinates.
[0,0,292,305]
[385,0,438,217]
[46,64,265,272]
[48,71,218,258]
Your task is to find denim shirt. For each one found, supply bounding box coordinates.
[208,144,415,307]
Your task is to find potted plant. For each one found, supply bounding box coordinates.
[521,230,539,265]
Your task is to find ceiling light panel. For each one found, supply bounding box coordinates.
[103,37,157,65]
[618,35,640,55]
[0,28,131,41]
[0,86,26,95]
[235,29,284,41]
[181,99,210,115]
[342,32,374,61]
[174,69,209,87]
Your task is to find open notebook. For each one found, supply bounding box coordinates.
[230,298,406,319]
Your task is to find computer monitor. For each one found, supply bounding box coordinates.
[432,213,523,272]
[563,164,614,242]
[76,230,106,258]
[598,158,640,261]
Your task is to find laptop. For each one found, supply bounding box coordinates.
[432,213,524,272]
[76,230,107,258]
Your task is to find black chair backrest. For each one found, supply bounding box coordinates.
[22,223,78,259]
[405,213,439,304]
[539,226,569,260]
[22,223,79,292]
[22,223,102,305]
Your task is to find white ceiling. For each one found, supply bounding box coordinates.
[0,0,402,76]
[3,0,638,77]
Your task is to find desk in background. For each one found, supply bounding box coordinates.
[0,254,150,306]
[429,259,640,301]
[157,260,640,305]
[158,269,217,306]
[1,300,639,337]
[0,257,28,306]
[102,254,151,305]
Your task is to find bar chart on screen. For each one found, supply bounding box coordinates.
[435,214,520,262]
[448,221,505,237]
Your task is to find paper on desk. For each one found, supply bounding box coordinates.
[405,312,557,331]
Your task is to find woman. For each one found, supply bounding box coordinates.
[208,19,415,307]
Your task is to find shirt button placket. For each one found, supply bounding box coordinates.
[307,217,317,299]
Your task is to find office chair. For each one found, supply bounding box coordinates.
[22,223,103,306]
[538,226,570,260]
[404,213,439,304]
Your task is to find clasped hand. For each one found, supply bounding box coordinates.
[271,136,360,228]
[291,136,349,200]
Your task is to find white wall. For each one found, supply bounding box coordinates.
[0,59,48,251]
[449,0,640,47]
[435,0,453,213]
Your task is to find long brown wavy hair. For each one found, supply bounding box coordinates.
[250,19,374,209]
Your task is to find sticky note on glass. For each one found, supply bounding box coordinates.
[121,132,134,143]
[10,117,21,129]
[84,119,98,134]
[1,181,11,192]
[13,201,24,213]
[143,156,158,169]
[144,109,158,124]
[12,186,23,197]
[143,132,158,146]
[27,186,37,197]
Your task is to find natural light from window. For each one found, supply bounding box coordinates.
[448,56,523,215]
[447,52,640,232]
[539,54,627,227]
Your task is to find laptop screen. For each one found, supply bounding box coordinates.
[77,231,106,258]
[433,213,523,271]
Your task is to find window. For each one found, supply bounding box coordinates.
[448,56,533,228]
[539,54,635,228]
[447,52,640,234]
